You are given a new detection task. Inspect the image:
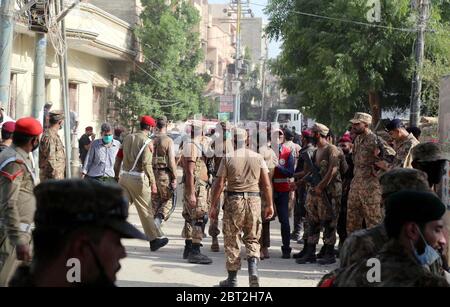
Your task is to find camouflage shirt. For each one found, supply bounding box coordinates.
[39,128,66,180]
[333,239,449,287]
[391,133,419,169]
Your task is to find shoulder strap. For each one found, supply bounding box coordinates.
[130,138,152,172]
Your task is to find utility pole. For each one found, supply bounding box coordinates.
[410,0,429,128]
[0,0,14,109]
[57,0,74,178]
[233,0,241,125]
[260,36,268,121]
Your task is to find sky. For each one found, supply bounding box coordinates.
[207,0,282,59]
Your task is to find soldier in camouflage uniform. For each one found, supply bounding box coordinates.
[296,123,342,265]
[181,121,212,264]
[412,142,449,191]
[208,121,233,252]
[346,112,394,236]
[0,117,42,286]
[210,128,274,287]
[319,168,450,286]
[152,116,178,227]
[333,191,449,287]
[375,119,419,171]
[257,128,278,260]
[39,111,66,181]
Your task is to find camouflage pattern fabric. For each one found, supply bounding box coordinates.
[152,169,174,220]
[39,128,66,181]
[391,133,419,169]
[182,181,209,244]
[222,195,262,271]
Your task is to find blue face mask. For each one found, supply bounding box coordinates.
[411,225,441,267]
[103,135,113,144]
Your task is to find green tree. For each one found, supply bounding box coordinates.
[265,0,450,131]
[115,0,206,128]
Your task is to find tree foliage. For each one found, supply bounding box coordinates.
[115,0,206,128]
[265,0,450,131]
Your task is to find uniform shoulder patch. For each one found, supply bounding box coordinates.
[0,161,25,182]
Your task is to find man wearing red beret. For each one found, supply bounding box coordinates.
[0,117,43,286]
[0,121,15,153]
[115,115,169,252]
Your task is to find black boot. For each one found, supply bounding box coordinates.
[295,244,316,264]
[317,245,327,259]
[293,241,308,259]
[188,243,213,264]
[248,257,259,287]
[218,271,238,287]
[150,237,169,251]
[183,240,193,259]
[281,246,292,259]
[317,244,336,265]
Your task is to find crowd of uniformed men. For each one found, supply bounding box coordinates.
[0,105,449,287]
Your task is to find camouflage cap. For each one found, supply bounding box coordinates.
[49,110,64,121]
[350,112,372,125]
[312,123,329,136]
[380,168,430,197]
[411,142,448,162]
[33,179,147,240]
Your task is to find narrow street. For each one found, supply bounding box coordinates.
[117,184,338,287]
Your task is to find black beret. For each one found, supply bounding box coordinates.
[385,118,404,131]
[384,190,446,238]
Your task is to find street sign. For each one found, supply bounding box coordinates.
[218,112,230,122]
[220,95,234,113]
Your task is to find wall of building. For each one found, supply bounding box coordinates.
[87,0,140,25]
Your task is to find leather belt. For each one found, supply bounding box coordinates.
[19,223,33,233]
[226,191,260,197]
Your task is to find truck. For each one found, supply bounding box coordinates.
[274,109,315,132]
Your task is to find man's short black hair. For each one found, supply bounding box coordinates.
[156,118,166,129]
[140,122,151,131]
[12,131,35,147]
[1,130,13,141]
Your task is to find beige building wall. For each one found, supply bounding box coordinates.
[8,3,136,136]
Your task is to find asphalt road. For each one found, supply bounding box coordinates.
[116,184,338,287]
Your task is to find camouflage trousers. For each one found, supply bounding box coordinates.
[151,169,174,221]
[208,193,224,238]
[305,190,340,245]
[346,178,382,236]
[223,195,262,272]
[182,181,209,244]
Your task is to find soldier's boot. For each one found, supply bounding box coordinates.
[281,246,292,259]
[316,245,327,259]
[188,243,213,265]
[150,237,169,252]
[247,257,259,287]
[317,244,336,265]
[183,240,193,259]
[218,271,238,287]
[293,241,308,259]
[295,244,317,264]
[211,236,220,252]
